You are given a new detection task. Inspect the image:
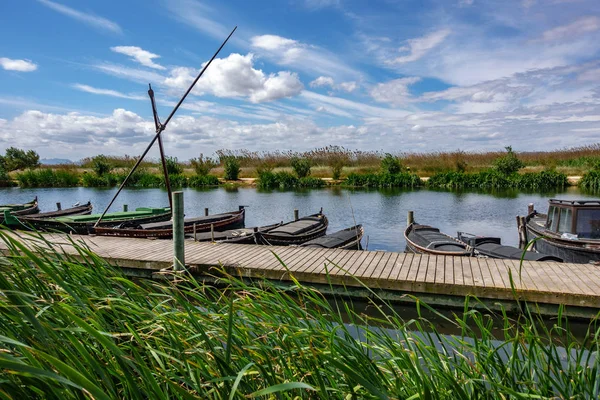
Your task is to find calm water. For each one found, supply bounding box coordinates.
[1,186,598,251]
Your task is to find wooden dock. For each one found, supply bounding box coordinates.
[2,231,600,317]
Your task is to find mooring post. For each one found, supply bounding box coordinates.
[210,223,215,242]
[204,207,209,216]
[294,209,299,221]
[123,204,128,212]
[407,211,414,227]
[193,223,197,242]
[172,191,185,271]
[527,203,534,215]
[56,202,61,211]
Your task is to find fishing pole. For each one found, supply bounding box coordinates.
[94,26,237,227]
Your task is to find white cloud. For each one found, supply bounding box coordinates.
[110,46,166,70]
[0,58,37,72]
[164,53,304,103]
[163,0,231,40]
[72,84,146,100]
[310,76,335,88]
[304,0,340,9]
[37,0,122,34]
[370,77,421,105]
[251,34,361,80]
[540,16,600,41]
[92,63,167,84]
[389,29,451,64]
[338,81,358,93]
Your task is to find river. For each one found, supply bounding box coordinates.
[2,185,598,251]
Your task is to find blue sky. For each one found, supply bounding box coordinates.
[1,0,599,160]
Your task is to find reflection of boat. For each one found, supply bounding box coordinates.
[95,207,245,239]
[191,222,283,244]
[9,207,173,234]
[404,223,473,256]
[0,197,39,225]
[255,211,328,246]
[301,225,364,250]
[3,202,93,229]
[522,199,600,264]
[457,232,562,262]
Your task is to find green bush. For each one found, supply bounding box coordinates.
[493,146,524,175]
[91,155,113,176]
[165,156,183,175]
[0,166,15,187]
[380,153,402,174]
[82,173,111,187]
[188,175,220,187]
[580,170,600,189]
[257,171,324,189]
[345,172,422,188]
[427,170,567,189]
[290,157,311,178]
[16,168,80,187]
[190,154,217,176]
[223,157,240,180]
[164,174,187,188]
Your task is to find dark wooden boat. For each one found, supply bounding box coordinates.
[404,223,473,256]
[0,197,39,225]
[7,207,172,234]
[254,211,328,246]
[300,225,364,250]
[457,232,563,262]
[523,199,600,264]
[3,201,93,229]
[191,222,283,244]
[95,207,246,238]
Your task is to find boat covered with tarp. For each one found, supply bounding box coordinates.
[404,223,473,256]
[254,211,328,246]
[191,222,283,244]
[457,232,563,262]
[300,225,363,250]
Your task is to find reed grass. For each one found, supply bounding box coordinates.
[257,171,325,189]
[1,231,597,398]
[15,168,80,187]
[580,170,600,190]
[344,172,423,188]
[427,170,568,189]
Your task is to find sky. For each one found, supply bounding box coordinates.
[0,0,599,161]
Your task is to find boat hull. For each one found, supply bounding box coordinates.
[255,213,328,246]
[404,223,472,256]
[526,222,600,264]
[301,225,363,250]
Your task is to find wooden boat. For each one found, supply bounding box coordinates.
[300,225,364,250]
[191,222,283,244]
[254,211,328,246]
[3,201,93,229]
[0,197,39,225]
[457,232,563,262]
[95,207,245,239]
[4,207,172,234]
[404,223,473,256]
[522,199,600,264]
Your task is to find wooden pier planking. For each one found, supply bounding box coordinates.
[2,231,600,313]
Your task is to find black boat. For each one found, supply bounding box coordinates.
[254,211,328,246]
[457,232,563,262]
[4,202,93,229]
[404,223,473,256]
[0,197,39,225]
[95,207,246,239]
[191,222,283,244]
[300,225,364,250]
[522,199,600,264]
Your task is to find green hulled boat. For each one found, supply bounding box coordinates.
[4,207,171,234]
[0,197,39,225]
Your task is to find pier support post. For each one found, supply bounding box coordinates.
[294,209,299,221]
[210,223,215,242]
[173,191,185,271]
[123,204,128,212]
[517,216,528,248]
[56,202,61,211]
[205,207,209,216]
[528,203,534,215]
[407,211,414,227]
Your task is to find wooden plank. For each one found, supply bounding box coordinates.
[381,252,401,281]
[344,250,374,277]
[394,253,415,281]
[368,251,394,280]
[443,255,454,285]
[460,257,473,286]
[302,248,340,275]
[360,251,385,280]
[405,254,422,282]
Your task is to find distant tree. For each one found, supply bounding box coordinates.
[91,155,113,176]
[493,146,524,175]
[3,147,40,171]
[190,154,217,176]
[380,153,403,174]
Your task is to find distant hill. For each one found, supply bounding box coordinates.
[40,158,74,165]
